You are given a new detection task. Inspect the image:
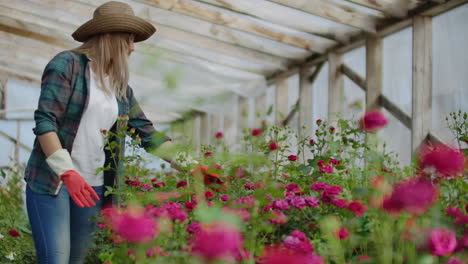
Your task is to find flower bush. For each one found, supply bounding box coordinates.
[86,111,468,264]
[0,111,467,264]
[0,166,36,263]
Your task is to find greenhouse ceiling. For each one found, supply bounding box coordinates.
[0,0,465,122]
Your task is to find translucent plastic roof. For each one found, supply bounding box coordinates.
[0,0,434,122]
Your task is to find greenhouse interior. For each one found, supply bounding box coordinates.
[0,0,467,263]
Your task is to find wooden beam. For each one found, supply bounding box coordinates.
[366,36,383,111]
[145,6,314,59]
[299,63,323,135]
[275,78,289,125]
[0,76,6,119]
[328,52,344,122]
[344,0,422,17]
[22,0,291,69]
[421,0,468,15]
[282,100,298,127]
[379,95,412,129]
[340,64,366,91]
[0,3,276,75]
[200,113,211,145]
[0,12,267,83]
[266,0,460,85]
[412,15,433,152]
[193,0,350,42]
[426,132,445,144]
[0,130,32,152]
[268,0,381,32]
[0,68,40,84]
[132,0,336,52]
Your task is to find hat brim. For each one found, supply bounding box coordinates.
[72,14,156,43]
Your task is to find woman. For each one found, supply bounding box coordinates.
[24,1,171,263]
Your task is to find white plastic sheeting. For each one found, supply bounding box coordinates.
[432,5,468,147]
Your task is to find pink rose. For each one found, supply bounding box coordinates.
[419,144,465,179]
[220,195,230,202]
[428,228,457,256]
[359,110,388,132]
[337,227,349,240]
[191,223,244,262]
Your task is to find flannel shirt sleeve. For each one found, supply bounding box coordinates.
[33,51,74,136]
[127,86,172,152]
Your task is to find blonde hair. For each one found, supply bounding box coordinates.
[71,33,134,101]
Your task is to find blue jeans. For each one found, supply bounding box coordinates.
[26,183,104,264]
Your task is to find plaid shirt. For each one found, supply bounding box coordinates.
[25,51,170,202]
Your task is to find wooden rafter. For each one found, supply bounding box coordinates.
[267,0,381,33]
[379,95,412,129]
[22,0,292,69]
[344,0,422,17]
[193,0,351,41]
[132,0,335,52]
[0,3,276,75]
[0,131,32,152]
[0,9,271,78]
[340,64,366,91]
[266,0,463,85]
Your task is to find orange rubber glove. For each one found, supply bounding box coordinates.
[60,170,100,208]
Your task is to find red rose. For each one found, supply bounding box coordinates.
[359,110,388,132]
[309,139,315,145]
[204,152,213,157]
[288,155,298,161]
[215,132,224,139]
[8,229,20,237]
[204,191,214,199]
[316,119,322,125]
[251,128,263,136]
[348,201,367,217]
[269,141,279,151]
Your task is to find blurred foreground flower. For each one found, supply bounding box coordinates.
[419,144,465,180]
[260,245,324,264]
[105,207,157,243]
[359,110,388,132]
[191,165,227,192]
[191,222,244,263]
[382,178,438,215]
[428,228,457,256]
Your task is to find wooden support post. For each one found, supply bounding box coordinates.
[228,95,241,145]
[0,77,6,119]
[248,97,256,128]
[328,52,344,122]
[255,93,267,123]
[193,114,201,152]
[412,15,433,152]
[210,114,221,138]
[276,78,289,125]
[366,36,383,111]
[298,66,314,137]
[200,113,211,146]
[239,96,248,131]
[266,85,277,125]
[15,120,20,164]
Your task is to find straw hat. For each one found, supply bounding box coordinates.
[72,1,156,42]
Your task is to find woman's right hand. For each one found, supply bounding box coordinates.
[60,170,100,208]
